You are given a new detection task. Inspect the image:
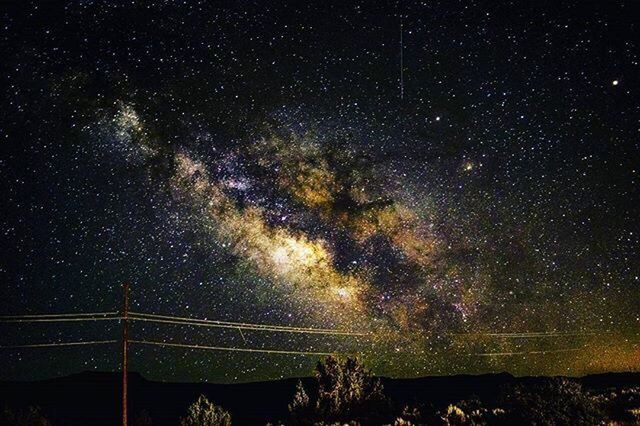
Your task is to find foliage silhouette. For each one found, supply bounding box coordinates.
[289,356,391,424]
[179,394,231,426]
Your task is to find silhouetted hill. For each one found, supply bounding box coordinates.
[1,371,639,425]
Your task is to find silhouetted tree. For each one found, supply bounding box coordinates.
[288,356,391,424]
[289,380,311,422]
[180,395,231,426]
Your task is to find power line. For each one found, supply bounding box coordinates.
[0,317,122,323]
[128,315,366,336]
[129,311,369,336]
[0,310,366,336]
[472,346,586,357]
[0,312,368,337]
[131,311,361,332]
[0,340,118,349]
[0,310,619,340]
[447,330,616,339]
[0,312,617,340]
[129,339,335,356]
[0,311,117,319]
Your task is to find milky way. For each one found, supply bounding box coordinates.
[1,1,639,382]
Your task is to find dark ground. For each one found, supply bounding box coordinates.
[1,371,639,425]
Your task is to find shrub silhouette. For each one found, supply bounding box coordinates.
[592,386,640,424]
[180,394,231,426]
[435,399,505,425]
[499,378,602,425]
[442,404,467,425]
[289,380,312,422]
[289,356,391,424]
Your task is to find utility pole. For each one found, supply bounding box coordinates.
[122,282,129,426]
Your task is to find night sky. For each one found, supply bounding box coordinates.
[1,1,639,383]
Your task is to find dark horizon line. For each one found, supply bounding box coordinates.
[3,369,640,386]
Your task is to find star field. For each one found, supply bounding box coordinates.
[1,0,639,382]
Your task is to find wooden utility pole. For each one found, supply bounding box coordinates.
[122,282,130,426]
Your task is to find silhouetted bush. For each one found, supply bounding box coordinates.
[288,356,392,424]
[592,386,640,424]
[289,380,312,423]
[395,404,422,425]
[180,394,231,426]
[498,378,602,425]
[433,399,506,426]
[285,361,639,425]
